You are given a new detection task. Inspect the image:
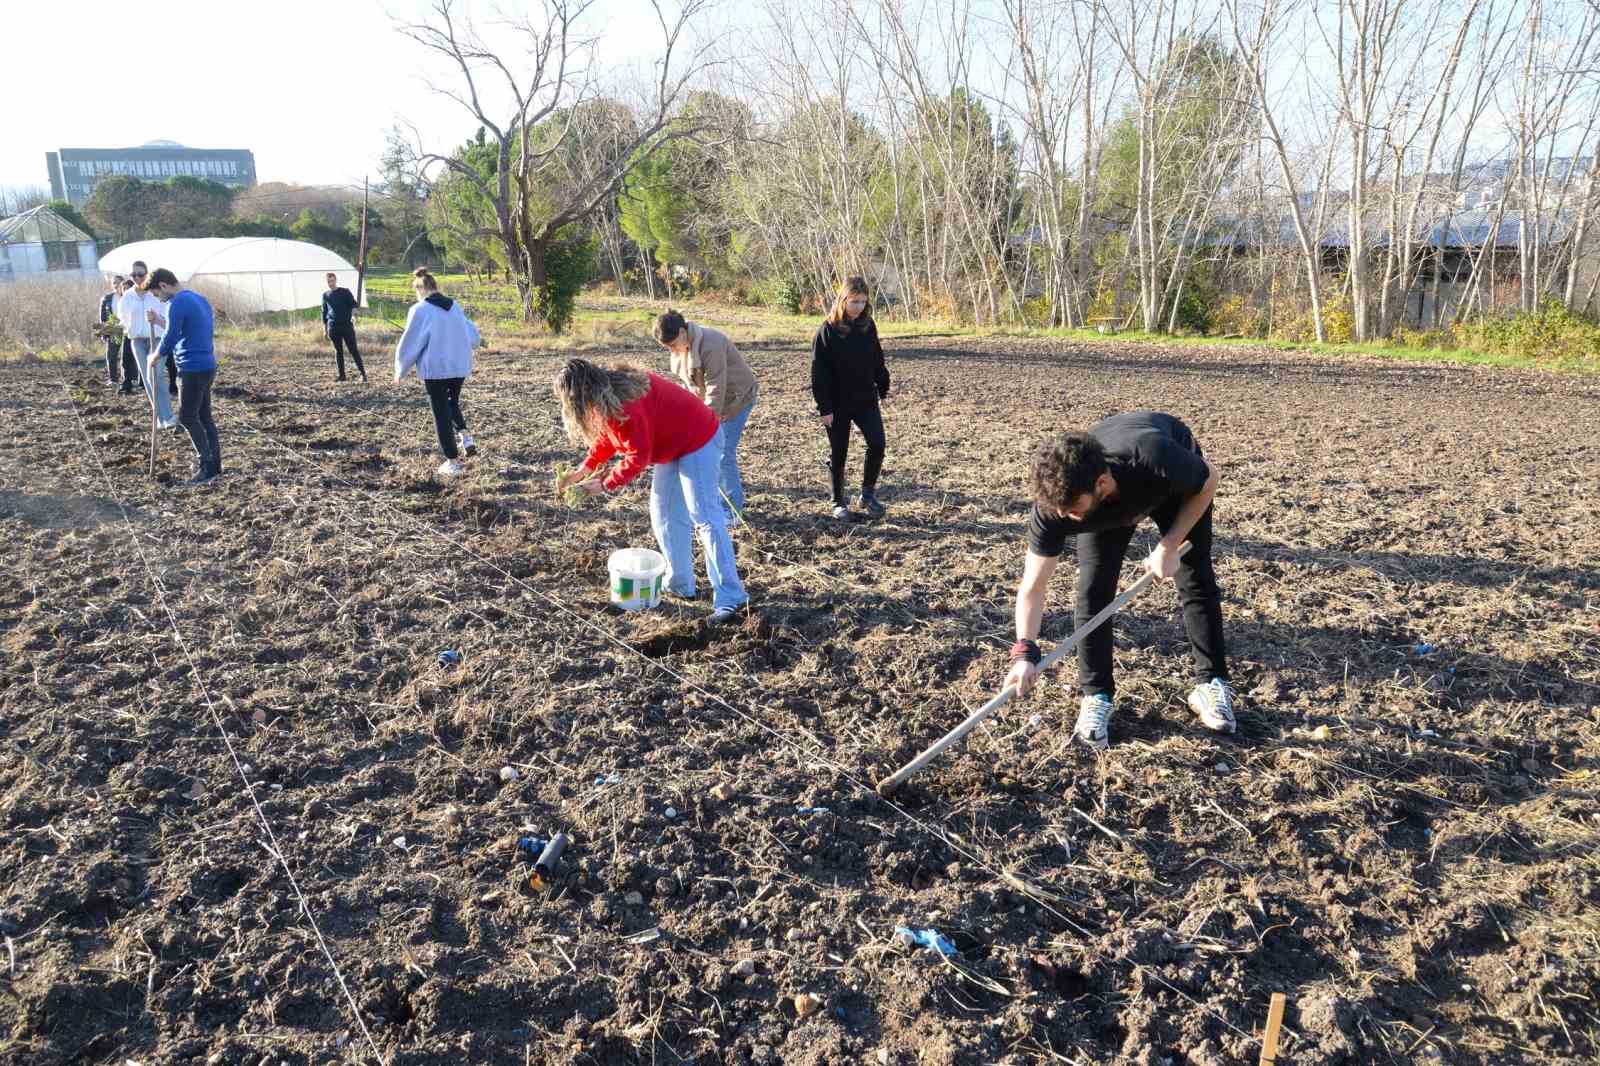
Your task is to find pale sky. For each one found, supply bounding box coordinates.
[7,0,683,194]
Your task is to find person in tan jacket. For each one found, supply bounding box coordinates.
[653,309,759,520]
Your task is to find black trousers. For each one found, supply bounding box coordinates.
[119,339,140,390]
[328,322,365,379]
[177,369,221,473]
[424,377,467,459]
[1074,499,1226,698]
[104,338,121,381]
[825,405,885,504]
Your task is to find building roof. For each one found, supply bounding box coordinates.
[1419,210,1572,248]
[1198,208,1573,251]
[0,205,93,245]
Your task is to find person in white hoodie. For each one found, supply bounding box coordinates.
[118,261,177,429]
[393,268,480,478]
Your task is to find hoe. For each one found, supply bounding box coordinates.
[877,543,1189,796]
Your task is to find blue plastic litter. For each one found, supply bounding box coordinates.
[1413,643,1436,656]
[516,836,549,863]
[895,926,957,956]
[437,649,463,667]
[795,806,831,815]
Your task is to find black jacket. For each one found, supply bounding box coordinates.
[99,292,116,323]
[322,287,358,329]
[810,317,890,417]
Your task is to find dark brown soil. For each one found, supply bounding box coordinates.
[2,334,1597,1066]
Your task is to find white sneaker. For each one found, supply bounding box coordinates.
[461,434,477,456]
[1074,694,1114,751]
[1188,678,1237,733]
[437,459,466,478]
[831,503,850,521]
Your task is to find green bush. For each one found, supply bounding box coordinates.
[1453,300,1600,363]
[1170,276,1214,334]
[535,227,598,335]
[765,275,804,315]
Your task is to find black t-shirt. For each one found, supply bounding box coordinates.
[1027,411,1209,557]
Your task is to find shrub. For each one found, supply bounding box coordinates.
[764,275,804,315]
[535,227,598,335]
[1169,275,1215,334]
[1451,300,1600,365]
[1210,294,1269,338]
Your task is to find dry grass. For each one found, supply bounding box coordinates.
[0,278,106,359]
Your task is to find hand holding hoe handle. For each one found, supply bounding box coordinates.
[876,542,1190,796]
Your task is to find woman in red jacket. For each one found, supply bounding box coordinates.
[554,359,748,622]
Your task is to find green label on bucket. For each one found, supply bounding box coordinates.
[616,577,634,597]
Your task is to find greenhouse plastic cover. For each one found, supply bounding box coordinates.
[98,238,365,313]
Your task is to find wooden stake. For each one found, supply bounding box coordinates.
[355,175,370,308]
[1259,992,1286,1065]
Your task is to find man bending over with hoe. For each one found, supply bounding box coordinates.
[1005,412,1235,749]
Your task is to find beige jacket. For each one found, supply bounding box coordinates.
[670,322,758,422]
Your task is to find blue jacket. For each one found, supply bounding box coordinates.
[156,289,217,372]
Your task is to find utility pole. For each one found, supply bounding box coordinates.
[355,176,370,307]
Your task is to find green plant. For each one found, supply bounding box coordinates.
[552,462,588,508]
[766,275,804,315]
[1169,274,1215,334]
[535,227,598,335]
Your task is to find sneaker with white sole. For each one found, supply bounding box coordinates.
[1187,678,1238,733]
[1074,694,1115,751]
[831,503,850,520]
[708,606,742,626]
[437,458,466,477]
[461,434,477,457]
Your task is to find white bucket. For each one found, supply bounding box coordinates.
[608,548,667,611]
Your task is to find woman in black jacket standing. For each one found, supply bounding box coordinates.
[811,275,890,519]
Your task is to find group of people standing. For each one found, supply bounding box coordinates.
[96,264,222,485]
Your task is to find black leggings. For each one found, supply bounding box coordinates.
[1073,500,1226,698]
[424,377,467,459]
[177,369,221,472]
[825,406,885,504]
[329,323,364,378]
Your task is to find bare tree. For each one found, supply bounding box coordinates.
[396,0,716,327]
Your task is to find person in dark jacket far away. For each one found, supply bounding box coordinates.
[810,275,890,521]
[1003,412,1236,752]
[322,272,366,382]
[98,275,126,387]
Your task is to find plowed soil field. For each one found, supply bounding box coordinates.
[2,328,1597,1066]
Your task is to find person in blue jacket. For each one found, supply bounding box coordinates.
[145,268,221,486]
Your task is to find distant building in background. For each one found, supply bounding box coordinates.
[0,205,101,283]
[46,141,257,205]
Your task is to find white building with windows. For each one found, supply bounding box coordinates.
[0,206,100,283]
[46,141,256,205]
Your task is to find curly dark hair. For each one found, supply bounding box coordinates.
[652,309,687,346]
[1031,433,1107,514]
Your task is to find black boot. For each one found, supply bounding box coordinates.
[859,490,886,518]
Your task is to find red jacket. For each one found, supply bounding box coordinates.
[585,373,719,491]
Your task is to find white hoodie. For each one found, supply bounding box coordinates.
[394,294,479,381]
